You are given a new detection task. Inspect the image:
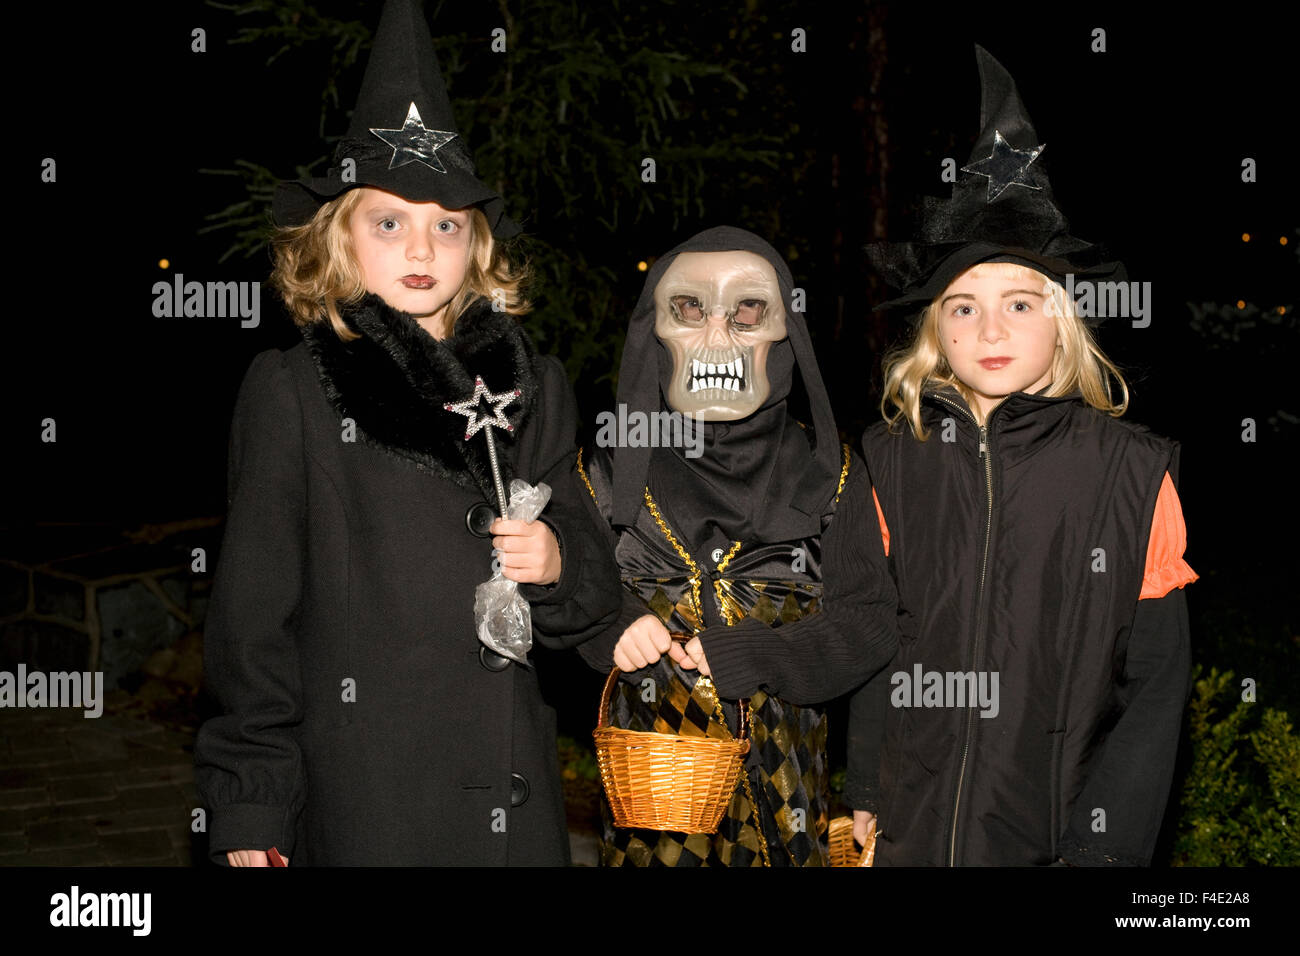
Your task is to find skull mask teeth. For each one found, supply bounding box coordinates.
[653,250,787,421]
[687,348,750,395]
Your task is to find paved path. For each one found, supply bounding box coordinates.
[0,707,199,866]
[1,707,599,866]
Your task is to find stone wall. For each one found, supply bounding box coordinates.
[0,520,221,688]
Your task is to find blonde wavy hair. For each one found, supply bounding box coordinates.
[881,261,1128,438]
[269,188,530,342]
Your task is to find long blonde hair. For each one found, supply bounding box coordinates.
[269,190,530,342]
[880,261,1128,438]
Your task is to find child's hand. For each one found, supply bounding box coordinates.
[613,614,673,672]
[226,849,288,866]
[852,810,876,848]
[491,518,561,586]
[669,635,711,677]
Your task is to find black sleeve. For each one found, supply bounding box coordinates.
[552,445,663,676]
[1057,589,1193,866]
[193,350,308,865]
[844,666,894,813]
[843,426,902,814]
[514,355,623,649]
[695,455,901,706]
[575,587,661,675]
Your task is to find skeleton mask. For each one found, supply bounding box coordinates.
[653,250,788,420]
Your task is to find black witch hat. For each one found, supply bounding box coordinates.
[869,45,1122,322]
[273,0,519,238]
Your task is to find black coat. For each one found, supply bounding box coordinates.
[194,297,622,865]
[846,387,1192,866]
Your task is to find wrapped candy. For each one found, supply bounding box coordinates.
[473,479,551,663]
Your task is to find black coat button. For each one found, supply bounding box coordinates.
[479,645,511,671]
[466,502,496,537]
[510,772,530,807]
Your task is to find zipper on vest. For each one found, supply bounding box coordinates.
[932,395,994,866]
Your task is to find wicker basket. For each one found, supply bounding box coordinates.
[827,815,876,867]
[593,636,750,834]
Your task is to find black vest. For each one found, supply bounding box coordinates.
[865,387,1177,865]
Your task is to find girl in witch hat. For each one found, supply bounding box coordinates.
[194,0,621,866]
[576,227,900,866]
[846,46,1197,866]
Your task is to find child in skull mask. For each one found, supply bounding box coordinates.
[577,226,899,866]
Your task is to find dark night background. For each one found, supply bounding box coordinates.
[2,0,1296,874]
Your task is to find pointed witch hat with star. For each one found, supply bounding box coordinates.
[272,0,519,237]
[868,45,1123,323]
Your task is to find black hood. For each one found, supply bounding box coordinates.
[609,226,841,547]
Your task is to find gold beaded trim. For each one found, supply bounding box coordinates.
[576,447,598,504]
[716,540,743,572]
[739,769,773,867]
[713,540,743,626]
[642,487,773,865]
[696,671,770,867]
[643,486,703,633]
[834,443,851,503]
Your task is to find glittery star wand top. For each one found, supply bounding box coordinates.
[443,375,522,516]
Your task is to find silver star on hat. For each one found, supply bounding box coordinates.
[961,130,1046,202]
[370,102,458,173]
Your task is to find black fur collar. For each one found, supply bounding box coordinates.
[299,293,539,499]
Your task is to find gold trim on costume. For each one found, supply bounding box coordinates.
[713,540,744,625]
[739,769,773,867]
[834,444,851,503]
[643,486,704,633]
[576,447,598,505]
[716,540,743,572]
[638,488,780,866]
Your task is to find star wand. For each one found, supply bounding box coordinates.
[443,375,522,516]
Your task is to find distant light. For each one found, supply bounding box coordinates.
[1241,233,1250,242]
[1236,300,1246,309]
[637,260,648,272]
[158,258,170,269]
[1281,237,1289,246]
[1280,306,1288,315]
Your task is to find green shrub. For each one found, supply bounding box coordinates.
[1172,666,1300,866]
[556,734,600,784]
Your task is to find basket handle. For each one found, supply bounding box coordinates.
[858,828,877,867]
[596,631,749,742]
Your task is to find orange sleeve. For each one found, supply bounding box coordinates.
[872,486,890,558]
[1139,471,1198,599]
